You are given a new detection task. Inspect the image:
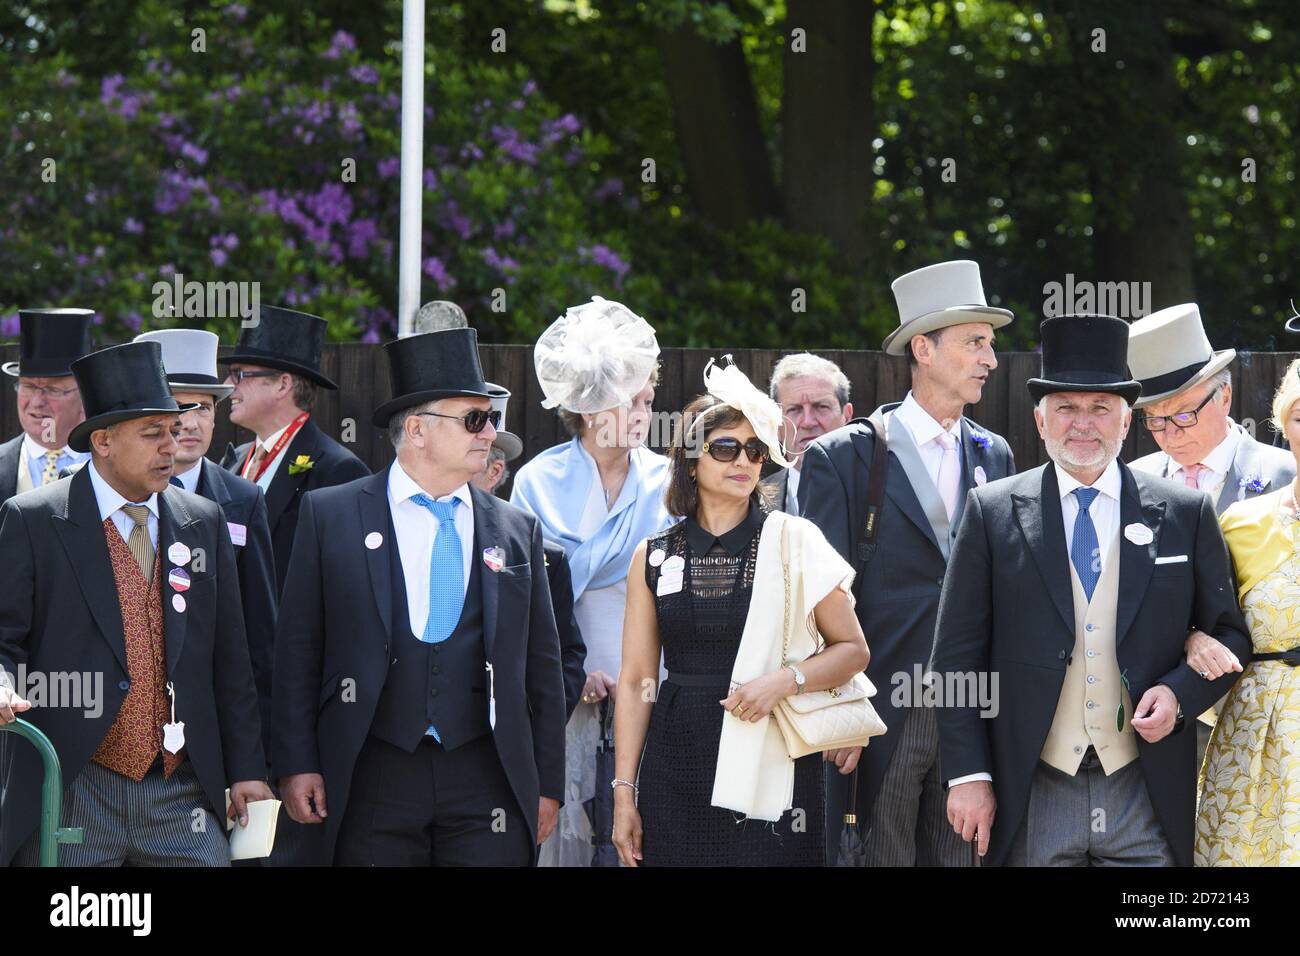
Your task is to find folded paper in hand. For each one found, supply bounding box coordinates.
[224,791,282,861]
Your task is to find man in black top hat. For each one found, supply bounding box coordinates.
[0,341,271,865]
[931,314,1251,867]
[272,327,566,866]
[0,308,95,500]
[218,305,369,595]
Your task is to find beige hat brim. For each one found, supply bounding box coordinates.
[882,306,1014,356]
[1132,349,1236,409]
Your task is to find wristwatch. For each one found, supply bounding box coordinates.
[787,664,806,695]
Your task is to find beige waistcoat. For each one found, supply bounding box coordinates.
[1040,528,1138,776]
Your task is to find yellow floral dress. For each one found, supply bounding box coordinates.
[1195,492,1300,866]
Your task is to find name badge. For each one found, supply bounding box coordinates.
[227,522,247,547]
[656,572,684,597]
[1124,523,1154,546]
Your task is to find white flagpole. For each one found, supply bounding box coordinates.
[397,0,426,338]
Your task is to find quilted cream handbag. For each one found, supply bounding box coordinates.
[771,520,887,759]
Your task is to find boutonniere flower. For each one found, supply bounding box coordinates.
[288,454,315,476]
[1239,474,1265,494]
[969,428,993,450]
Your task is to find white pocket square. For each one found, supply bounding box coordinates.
[1154,554,1188,565]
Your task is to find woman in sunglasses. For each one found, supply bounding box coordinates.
[612,358,870,866]
[509,297,674,866]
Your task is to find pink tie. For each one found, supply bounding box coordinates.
[936,432,960,520]
[1182,463,1204,489]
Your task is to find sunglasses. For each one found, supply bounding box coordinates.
[417,408,501,434]
[701,437,769,464]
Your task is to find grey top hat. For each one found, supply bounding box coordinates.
[134,329,236,400]
[486,383,523,462]
[883,260,1013,356]
[1127,304,1235,409]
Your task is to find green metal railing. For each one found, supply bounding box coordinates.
[0,718,83,865]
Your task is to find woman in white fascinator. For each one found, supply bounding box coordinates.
[510,296,674,866]
[611,357,871,866]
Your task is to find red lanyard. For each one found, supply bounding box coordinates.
[242,412,309,482]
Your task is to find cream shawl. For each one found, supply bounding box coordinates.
[711,510,856,821]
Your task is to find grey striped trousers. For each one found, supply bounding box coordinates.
[12,757,230,867]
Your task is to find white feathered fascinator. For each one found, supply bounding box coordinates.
[533,296,660,414]
[694,355,796,469]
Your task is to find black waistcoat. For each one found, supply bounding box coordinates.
[369,512,489,752]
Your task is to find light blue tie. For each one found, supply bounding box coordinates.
[410,494,465,742]
[411,494,465,642]
[1071,487,1101,602]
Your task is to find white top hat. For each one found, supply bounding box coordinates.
[883,260,1013,356]
[485,382,523,462]
[1126,304,1235,409]
[133,328,235,399]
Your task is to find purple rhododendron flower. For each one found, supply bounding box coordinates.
[323,30,356,60]
[580,244,630,287]
[422,256,455,291]
[377,156,400,179]
[210,248,228,266]
[123,217,144,235]
[0,312,19,337]
[349,65,379,85]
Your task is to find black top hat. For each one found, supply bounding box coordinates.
[216,305,337,389]
[1026,314,1142,404]
[2,308,96,377]
[68,342,199,453]
[373,328,493,427]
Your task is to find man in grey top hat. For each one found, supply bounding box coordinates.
[1127,303,1294,767]
[800,259,1016,866]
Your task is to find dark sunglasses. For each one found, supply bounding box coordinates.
[701,437,769,464]
[417,408,501,434]
[1141,385,1221,432]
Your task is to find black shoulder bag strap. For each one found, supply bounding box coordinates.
[854,409,890,572]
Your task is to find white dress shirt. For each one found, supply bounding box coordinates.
[786,464,802,510]
[387,461,475,637]
[22,433,88,487]
[1055,458,1122,572]
[172,460,202,494]
[1166,421,1240,501]
[892,391,964,486]
[948,458,1123,790]
[244,420,296,492]
[88,460,159,549]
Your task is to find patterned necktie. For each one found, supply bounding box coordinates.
[245,443,269,480]
[1071,487,1101,602]
[169,477,183,488]
[121,504,154,585]
[1181,463,1204,489]
[935,431,961,520]
[410,494,465,643]
[41,449,60,485]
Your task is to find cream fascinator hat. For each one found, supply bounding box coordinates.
[534,296,660,414]
[691,355,796,469]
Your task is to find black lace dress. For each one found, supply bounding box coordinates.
[636,503,826,866]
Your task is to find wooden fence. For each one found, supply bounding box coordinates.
[2,345,1295,479]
